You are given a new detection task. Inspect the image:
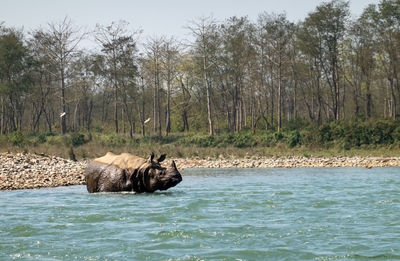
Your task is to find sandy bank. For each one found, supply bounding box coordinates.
[1,153,400,191]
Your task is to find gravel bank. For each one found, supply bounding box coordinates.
[173,156,400,169]
[0,153,86,191]
[1,153,400,191]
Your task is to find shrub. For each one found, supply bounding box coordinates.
[70,132,86,147]
[27,131,39,138]
[36,133,47,143]
[10,131,25,146]
[232,133,256,148]
[99,134,127,147]
[222,133,235,147]
[47,135,68,146]
[318,124,332,144]
[43,130,56,137]
[370,121,394,145]
[288,130,302,147]
[273,132,284,143]
[183,135,216,147]
[392,126,400,142]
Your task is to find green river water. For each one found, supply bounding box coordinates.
[1,167,399,260]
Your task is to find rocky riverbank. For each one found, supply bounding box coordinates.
[0,153,86,191]
[1,153,400,191]
[173,156,400,168]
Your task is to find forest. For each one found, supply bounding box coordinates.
[0,0,399,152]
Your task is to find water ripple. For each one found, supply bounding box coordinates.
[1,167,399,260]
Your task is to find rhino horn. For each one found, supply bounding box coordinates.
[148,152,155,163]
[170,160,177,169]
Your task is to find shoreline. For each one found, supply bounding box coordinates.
[1,153,400,191]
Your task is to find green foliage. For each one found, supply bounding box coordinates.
[183,135,216,147]
[27,131,39,138]
[273,132,284,143]
[10,131,25,146]
[180,132,257,148]
[231,133,256,148]
[98,134,127,147]
[70,133,86,147]
[261,133,274,147]
[303,119,400,148]
[46,135,68,146]
[1,119,400,154]
[36,133,47,144]
[43,130,56,137]
[318,124,333,143]
[288,130,302,148]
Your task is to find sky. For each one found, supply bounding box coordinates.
[0,0,380,47]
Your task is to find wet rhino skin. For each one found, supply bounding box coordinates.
[85,152,182,193]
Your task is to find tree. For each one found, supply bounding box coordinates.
[375,0,399,118]
[29,32,58,132]
[0,27,32,133]
[33,17,84,134]
[175,53,195,132]
[69,53,96,132]
[187,16,220,136]
[144,36,164,137]
[220,16,253,132]
[161,38,180,136]
[258,13,295,132]
[302,0,350,121]
[345,5,377,118]
[95,20,139,134]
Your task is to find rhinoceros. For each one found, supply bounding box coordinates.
[84,152,182,193]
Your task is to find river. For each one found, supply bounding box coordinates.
[1,167,399,260]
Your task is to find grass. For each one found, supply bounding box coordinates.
[1,131,400,160]
[2,119,400,159]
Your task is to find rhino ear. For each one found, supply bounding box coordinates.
[148,152,155,163]
[157,154,167,163]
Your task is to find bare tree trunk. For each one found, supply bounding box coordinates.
[293,75,297,120]
[203,55,214,136]
[342,73,346,120]
[153,71,157,135]
[182,110,189,132]
[165,71,171,136]
[140,77,146,137]
[0,97,4,134]
[390,78,396,119]
[277,60,282,133]
[334,62,340,121]
[270,64,274,131]
[101,92,106,124]
[157,75,162,137]
[87,100,93,131]
[366,77,371,118]
[73,100,79,132]
[61,68,67,134]
[122,107,125,134]
[114,86,118,133]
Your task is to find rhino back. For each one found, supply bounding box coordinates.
[93,152,147,170]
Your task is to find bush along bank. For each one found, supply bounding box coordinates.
[1,119,400,156]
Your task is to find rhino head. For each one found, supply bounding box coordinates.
[139,153,182,192]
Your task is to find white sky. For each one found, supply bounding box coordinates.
[0,0,380,48]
